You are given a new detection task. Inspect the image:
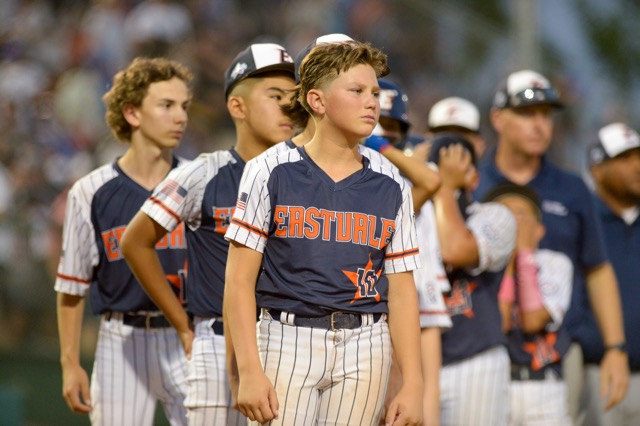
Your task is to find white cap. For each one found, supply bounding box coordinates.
[428,97,480,133]
[589,122,640,165]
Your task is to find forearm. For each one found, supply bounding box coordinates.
[121,213,190,332]
[57,293,85,367]
[433,186,478,267]
[516,249,551,333]
[225,242,264,376]
[420,327,441,401]
[223,300,239,376]
[387,272,423,390]
[586,263,626,346]
[382,146,441,209]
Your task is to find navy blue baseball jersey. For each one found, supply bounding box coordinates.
[225,146,420,316]
[55,158,188,314]
[141,149,246,318]
[475,148,609,348]
[441,202,516,365]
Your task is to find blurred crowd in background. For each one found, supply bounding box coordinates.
[0,0,638,361]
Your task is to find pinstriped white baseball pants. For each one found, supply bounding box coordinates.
[90,315,188,426]
[440,345,510,426]
[254,310,392,426]
[509,370,570,425]
[185,317,246,426]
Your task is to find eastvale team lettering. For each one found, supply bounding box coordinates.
[273,205,395,249]
[102,223,186,261]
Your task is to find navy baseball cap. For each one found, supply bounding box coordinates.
[493,70,563,109]
[482,183,542,220]
[589,122,640,166]
[224,43,294,99]
[379,78,411,132]
[427,133,477,166]
[294,33,354,83]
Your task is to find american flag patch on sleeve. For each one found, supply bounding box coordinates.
[159,179,188,204]
[236,192,248,210]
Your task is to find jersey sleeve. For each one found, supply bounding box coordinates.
[466,202,516,274]
[224,161,271,253]
[383,185,421,273]
[141,158,206,232]
[536,249,573,331]
[413,201,452,329]
[54,182,99,296]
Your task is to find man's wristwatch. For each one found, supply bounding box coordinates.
[605,342,628,354]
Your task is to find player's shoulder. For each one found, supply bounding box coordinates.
[469,200,514,221]
[359,145,399,172]
[247,140,296,169]
[173,150,237,175]
[467,201,517,238]
[536,248,572,269]
[258,145,304,172]
[359,146,407,188]
[69,162,119,200]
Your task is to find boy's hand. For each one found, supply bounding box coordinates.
[437,144,471,190]
[385,384,423,426]
[237,371,279,423]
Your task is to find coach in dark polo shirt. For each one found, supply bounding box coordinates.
[582,122,640,425]
[474,70,629,421]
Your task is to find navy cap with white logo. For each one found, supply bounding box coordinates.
[493,70,563,109]
[224,43,294,99]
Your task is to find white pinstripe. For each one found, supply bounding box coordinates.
[89,315,188,426]
[252,310,391,426]
[414,200,452,329]
[55,165,117,294]
[184,317,246,426]
[440,345,510,426]
[509,371,570,426]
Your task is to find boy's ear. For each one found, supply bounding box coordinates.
[307,89,325,115]
[122,104,140,127]
[227,96,246,120]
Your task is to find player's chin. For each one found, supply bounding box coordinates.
[273,127,295,142]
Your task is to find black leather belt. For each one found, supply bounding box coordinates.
[211,320,224,336]
[267,309,383,331]
[510,364,559,381]
[105,312,171,329]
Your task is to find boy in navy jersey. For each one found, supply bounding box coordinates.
[487,183,573,425]
[55,57,193,425]
[225,40,423,425]
[121,43,296,424]
[429,133,516,426]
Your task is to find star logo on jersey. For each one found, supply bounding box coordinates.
[523,333,560,370]
[443,279,477,318]
[343,254,382,304]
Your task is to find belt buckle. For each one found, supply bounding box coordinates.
[330,311,343,331]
